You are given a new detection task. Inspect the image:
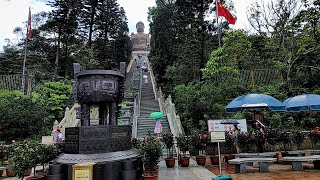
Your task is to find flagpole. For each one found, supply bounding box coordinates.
[22,29,28,94]
[216,0,221,47]
[22,7,31,94]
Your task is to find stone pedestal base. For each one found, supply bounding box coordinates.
[46,149,142,180]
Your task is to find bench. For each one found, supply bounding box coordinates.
[228,158,277,173]
[280,155,320,171]
[235,152,276,158]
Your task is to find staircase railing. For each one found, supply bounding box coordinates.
[159,90,184,137]
[56,103,80,135]
[148,61,184,137]
[132,94,139,138]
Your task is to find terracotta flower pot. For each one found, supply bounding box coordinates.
[210,156,219,165]
[165,157,176,168]
[25,167,32,176]
[196,155,206,165]
[6,169,16,177]
[142,174,158,180]
[179,157,190,167]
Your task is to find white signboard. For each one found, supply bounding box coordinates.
[211,131,226,142]
[208,119,248,132]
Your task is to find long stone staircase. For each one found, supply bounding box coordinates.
[137,66,170,138]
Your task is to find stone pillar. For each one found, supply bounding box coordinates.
[81,103,90,126]
[109,102,117,125]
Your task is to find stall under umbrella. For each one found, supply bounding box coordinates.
[284,94,320,112]
[225,93,285,154]
[226,93,285,113]
[283,94,320,153]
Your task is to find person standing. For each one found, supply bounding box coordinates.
[154,118,162,137]
[53,128,64,144]
[143,75,148,84]
[231,125,240,154]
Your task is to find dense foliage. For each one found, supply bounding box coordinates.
[1,0,131,80]
[34,81,73,120]
[148,0,320,133]
[0,91,52,141]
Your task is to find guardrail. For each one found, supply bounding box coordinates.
[148,61,184,137]
[52,103,80,137]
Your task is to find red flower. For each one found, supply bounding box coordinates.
[203,134,207,139]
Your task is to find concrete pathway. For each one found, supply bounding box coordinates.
[159,158,216,180]
[1,159,216,180]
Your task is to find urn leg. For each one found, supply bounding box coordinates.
[81,103,90,126]
[109,102,117,125]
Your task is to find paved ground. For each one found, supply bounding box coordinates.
[205,157,320,180]
[159,158,216,180]
[3,156,320,180]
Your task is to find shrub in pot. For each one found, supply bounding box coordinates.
[206,142,219,165]
[141,134,162,178]
[176,135,190,167]
[292,130,305,150]
[162,131,175,168]
[191,131,209,165]
[10,140,39,179]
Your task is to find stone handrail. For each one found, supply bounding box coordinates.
[160,92,184,137]
[52,103,80,138]
[146,57,158,100]
[148,62,184,137]
[132,93,139,138]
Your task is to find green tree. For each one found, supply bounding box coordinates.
[0,91,52,141]
[34,81,73,120]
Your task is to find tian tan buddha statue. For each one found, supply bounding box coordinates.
[130,21,150,51]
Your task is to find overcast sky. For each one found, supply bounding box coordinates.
[0,0,258,52]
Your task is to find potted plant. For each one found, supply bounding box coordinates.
[176,135,190,167]
[10,140,39,179]
[223,132,235,164]
[131,137,142,149]
[278,131,292,156]
[206,142,219,165]
[309,129,320,154]
[141,134,162,180]
[162,131,175,168]
[292,130,305,150]
[191,131,209,165]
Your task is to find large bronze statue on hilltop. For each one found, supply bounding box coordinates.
[130,21,150,51]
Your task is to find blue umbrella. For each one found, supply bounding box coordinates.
[284,94,320,112]
[226,93,285,113]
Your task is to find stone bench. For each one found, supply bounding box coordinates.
[235,152,276,158]
[228,158,277,173]
[280,155,320,171]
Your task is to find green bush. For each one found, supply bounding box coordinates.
[34,81,73,120]
[0,91,52,141]
[141,134,162,172]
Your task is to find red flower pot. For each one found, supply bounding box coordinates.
[142,174,158,180]
[210,156,219,165]
[196,155,206,165]
[179,157,190,167]
[165,158,176,168]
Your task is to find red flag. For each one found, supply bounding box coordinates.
[27,7,32,38]
[217,2,236,25]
